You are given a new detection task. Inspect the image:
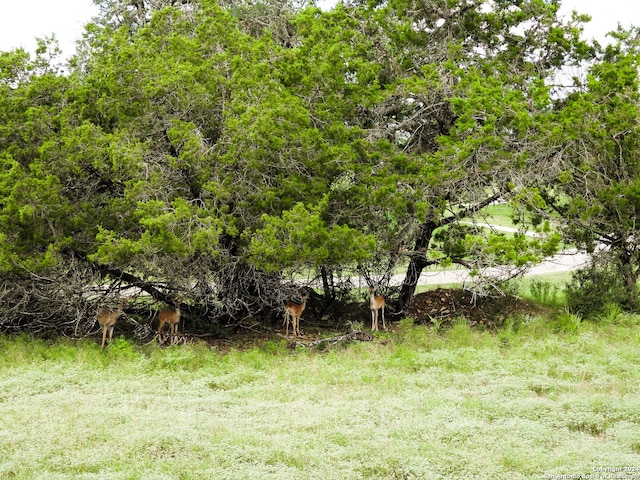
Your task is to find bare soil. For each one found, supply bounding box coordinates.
[406,288,545,328]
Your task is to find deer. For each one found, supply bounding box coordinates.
[284,292,309,337]
[369,286,386,332]
[158,302,181,346]
[96,296,127,348]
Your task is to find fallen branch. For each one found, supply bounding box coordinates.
[290,330,373,349]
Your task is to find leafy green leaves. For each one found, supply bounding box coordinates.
[93,198,222,267]
[249,198,376,273]
[0,0,625,311]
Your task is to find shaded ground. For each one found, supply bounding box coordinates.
[208,288,547,351]
[145,288,551,351]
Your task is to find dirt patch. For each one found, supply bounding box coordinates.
[407,288,542,328]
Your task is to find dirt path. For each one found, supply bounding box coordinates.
[397,223,590,286]
[394,248,589,287]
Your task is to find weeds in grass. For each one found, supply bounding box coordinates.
[446,317,477,347]
[596,302,623,325]
[396,317,414,335]
[552,308,582,333]
[497,315,524,345]
[105,337,139,360]
[428,314,445,333]
[528,280,562,307]
[346,320,365,332]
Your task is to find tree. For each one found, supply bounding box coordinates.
[0,0,618,336]
[283,0,591,308]
[0,1,385,332]
[533,27,640,312]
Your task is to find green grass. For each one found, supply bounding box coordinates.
[1,319,640,479]
[415,271,574,296]
[479,203,518,228]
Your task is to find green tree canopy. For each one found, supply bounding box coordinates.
[1,0,632,336]
[533,27,640,311]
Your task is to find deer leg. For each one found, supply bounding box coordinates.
[171,324,177,345]
[285,311,290,336]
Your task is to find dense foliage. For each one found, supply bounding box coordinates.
[0,0,638,335]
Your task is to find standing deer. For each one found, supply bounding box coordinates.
[284,292,309,337]
[158,302,181,345]
[96,296,127,348]
[369,286,386,331]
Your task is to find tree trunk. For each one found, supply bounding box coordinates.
[320,265,334,303]
[397,189,509,311]
[398,220,438,311]
[618,248,639,310]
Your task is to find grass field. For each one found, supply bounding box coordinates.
[1,315,640,479]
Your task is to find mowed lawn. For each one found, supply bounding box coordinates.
[1,318,640,479]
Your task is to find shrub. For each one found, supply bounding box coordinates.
[565,258,639,318]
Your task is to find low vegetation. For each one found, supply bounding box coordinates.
[1,305,639,479]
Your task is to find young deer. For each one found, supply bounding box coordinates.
[96,296,127,348]
[158,302,181,345]
[369,286,386,331]
[284,293,309,337]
